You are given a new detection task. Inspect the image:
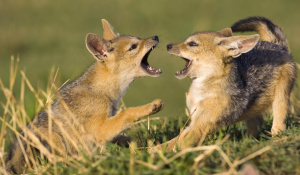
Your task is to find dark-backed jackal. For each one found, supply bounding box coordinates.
[162,17,296,151]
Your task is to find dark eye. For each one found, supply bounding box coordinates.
[129,44,138,51]
[188,41,198,46]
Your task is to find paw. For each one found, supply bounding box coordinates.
[148,140,177,153]
[271,124,286,136]
[166,139,178,152]
[148,144,162,153]
[149,99,164,115]
[111,135,131,147]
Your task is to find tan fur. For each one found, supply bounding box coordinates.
[5,143,27,174]
[271,63,295,134]
[158,25,296,152]
[256,24,276,45]
[6,19,163,174]
[51,21,163,147]
[102,19,118,40]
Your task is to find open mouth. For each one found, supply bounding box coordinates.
[175,57,192,76]
[141,45,162,75]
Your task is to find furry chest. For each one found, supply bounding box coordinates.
[186,85,207,114]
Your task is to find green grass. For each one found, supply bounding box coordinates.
[1,1,300,174]
[25,115,300,175]
[0,58,300,174]
[1,0,300,117]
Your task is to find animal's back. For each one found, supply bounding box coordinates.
[221,41,295,125]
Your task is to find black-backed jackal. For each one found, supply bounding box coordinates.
[6,19,164,174]
[162,17,296,152]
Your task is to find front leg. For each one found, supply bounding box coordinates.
[155,101,229,152]
[152,126,201,152]
[85,99,163,145]
[150,137,178,152]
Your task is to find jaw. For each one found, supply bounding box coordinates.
[174,57,192,79]
[140,44,162,77]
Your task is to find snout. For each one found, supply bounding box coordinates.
[152,35,159,42]
[167,44,173,50]
[166,43,180,55]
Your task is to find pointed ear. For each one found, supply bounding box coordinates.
[216,34,260,58]
[86,33,112,61]
[217,28,233,37]
[102,19,117,40]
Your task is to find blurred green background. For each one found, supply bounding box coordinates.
[1,0,300,118]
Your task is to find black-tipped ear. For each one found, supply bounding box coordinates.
[217,28,233,37]
[86,33,112,61]
[216,34,260,58]
[102,19,117,40]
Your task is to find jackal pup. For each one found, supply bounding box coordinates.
[6,19,163,174]
[163,17,296,151]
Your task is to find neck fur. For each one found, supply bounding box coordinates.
[79,62,135,103]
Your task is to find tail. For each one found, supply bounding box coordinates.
[231,16,289,53]
[5,137,27,174]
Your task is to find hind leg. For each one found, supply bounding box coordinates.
[271,63,297,136]
[38,128,66,155]
[245,115,264,137]
[271,93,289,135]
[271,69,293,135]
[5,139,28,174]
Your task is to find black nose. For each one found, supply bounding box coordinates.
[167,44,173,50]
[152,35,159,41]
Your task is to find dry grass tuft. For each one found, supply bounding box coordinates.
[0,56,300,174]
